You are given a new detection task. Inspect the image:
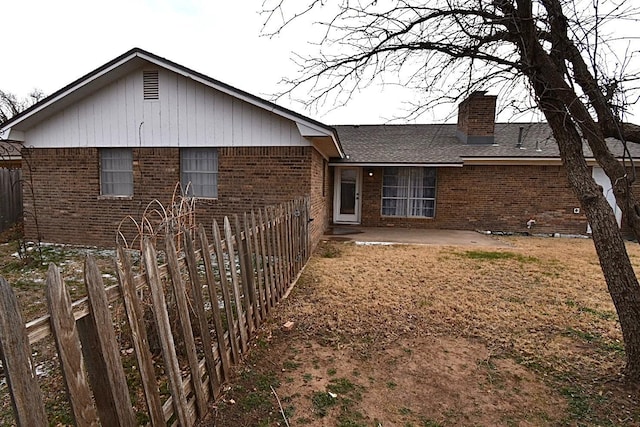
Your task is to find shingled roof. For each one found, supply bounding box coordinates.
[332,123,640,165]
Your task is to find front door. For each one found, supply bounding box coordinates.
[334,167,361,224]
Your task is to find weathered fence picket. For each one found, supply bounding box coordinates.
[211,218,242,364]
[115,246,166,426]
[142,237,191,426]
[45,264,100,426]
[0,198,311,426]
[197,223,232,382]
[165,235,208,418]
[84,255,138,426]
[182,230,221,399]
[0,278,48,426]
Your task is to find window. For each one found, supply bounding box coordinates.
[100,148,133,196]
[181,148,218,198]
[381,167,436,218]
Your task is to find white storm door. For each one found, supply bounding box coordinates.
[334,167,362,223]
[587,166,622,233]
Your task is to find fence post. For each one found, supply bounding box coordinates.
[0,277,47,426]
[80,255,136,427]
[45,264,100,426]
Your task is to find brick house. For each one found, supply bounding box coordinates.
[0,48,342,247]
[1,50,636,247]
[330,92,638,235]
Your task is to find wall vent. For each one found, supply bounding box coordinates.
[143,70,159,100]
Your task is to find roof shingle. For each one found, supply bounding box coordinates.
[333,123,639,164]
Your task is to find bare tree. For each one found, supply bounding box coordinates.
[0,89,44,123]
[263,0,640,381]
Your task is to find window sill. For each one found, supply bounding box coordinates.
[97,195,134,201]
[188,197,218,201]
[380,215,435,219]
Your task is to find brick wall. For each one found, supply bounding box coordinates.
[309,149,330,247]
[22,146,323,247]
[456,92,497,143]
[356,165,589,234]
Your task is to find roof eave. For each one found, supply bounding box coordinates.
[328,161,463,167]
[0,128,25,142]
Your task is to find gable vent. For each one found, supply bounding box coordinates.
[143,70,159,100]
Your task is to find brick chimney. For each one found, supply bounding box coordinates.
[456,91,497,144]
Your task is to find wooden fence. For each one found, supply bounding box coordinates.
[0,198,310,426]
[0,168,21,233]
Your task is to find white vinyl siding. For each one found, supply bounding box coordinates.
[100,148,133,196]
[382,167,436,218]
[181,148,218,198]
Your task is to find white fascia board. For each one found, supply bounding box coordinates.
[463,157,639,165]
[328,162,463,167]
[296,122,331,137]
[462,157,562,165]
[0,128,25,142]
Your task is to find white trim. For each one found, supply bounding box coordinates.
[296,123,332,138]
[461,157,635,166]
[462,157,562,165]
[0,128,24,142]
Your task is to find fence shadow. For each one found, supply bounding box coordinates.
[0,198,310,426]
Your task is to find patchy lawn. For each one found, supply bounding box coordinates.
[0,228,117,321]
[207,236,640,426]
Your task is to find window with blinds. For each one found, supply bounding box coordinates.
[181,148,218,198]
[100,148,133,196]
[381,167,436,218]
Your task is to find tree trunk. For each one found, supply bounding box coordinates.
[539,92,640,381]
[504,0,640,380]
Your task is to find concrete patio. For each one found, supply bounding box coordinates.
[324,226,510,247]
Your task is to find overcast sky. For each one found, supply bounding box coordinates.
[2,0,637,125]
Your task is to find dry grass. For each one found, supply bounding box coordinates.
[211,236,640,426]
[3,229,640,425]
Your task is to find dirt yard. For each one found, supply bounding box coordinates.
[207,236,640,426]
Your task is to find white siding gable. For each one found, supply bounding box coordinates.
[25,68,311,149]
